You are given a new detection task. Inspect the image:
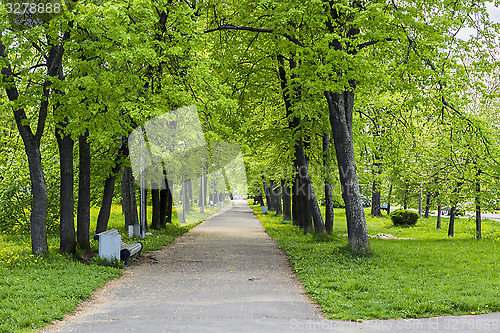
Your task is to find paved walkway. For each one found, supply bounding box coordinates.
[40,200,500,333]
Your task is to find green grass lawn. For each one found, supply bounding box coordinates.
[251,204,500,321]
[0,204,221,333]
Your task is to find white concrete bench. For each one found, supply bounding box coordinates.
[94,228,143,264]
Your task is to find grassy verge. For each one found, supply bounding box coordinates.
[0,204,221,333]
[251,204,500,320]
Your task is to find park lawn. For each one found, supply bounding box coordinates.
[0,204,218,333]
[251,204,500,321]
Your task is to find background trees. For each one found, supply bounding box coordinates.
[0,0,499,256]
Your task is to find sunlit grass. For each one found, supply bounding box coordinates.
[252,204,500,320]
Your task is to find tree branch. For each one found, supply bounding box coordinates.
[358,38,393,50]
[205,24,304,47]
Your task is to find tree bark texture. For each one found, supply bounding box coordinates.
[325,89,370,254]
[151,188,161,230]
[263,182,272,210]
[447,183,463,237]
[424,192,432,219]
[370,153,382,217]
[1,39,49,255]
[121,166,138,227]
[281,179,292,220]
[293,174,313,232]
[77,131,91,249]
[292,178,300,226]
[448,206,456,237]
[164,179,173,224]
[56,119,76,253]
[370,180,381,216]
[96,170,118,234]
[160,178,173,226]
[270,179,282,215]
[295,140,326,234]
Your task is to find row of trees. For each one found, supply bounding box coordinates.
[207,0,500,248]
[1,0,499,256]
[0,0,210,254]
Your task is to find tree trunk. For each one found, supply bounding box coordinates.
[56,119,76,253]
[324,132,334,234]
[96,164,120,234]
[296,141,325,234]
[276,54,323,233]
[325,89,370,255]
[292,177,300,226]
[121,166,138,228]
[160,187,169,226]
[297,178,313,233]
[160,172,171,226]
[96,145,127,234]
[165,179,173,224]
[293,172,313,232]
[263,182,272,210]
[160,188,168,225]
[371,180,381,216]
[424,192,432,219]
[448,206,456,237]
[370,152,382,216]
[270,179,282,215]
[77,131,91,249]
[151,188,161,230]
[1,39,48,255]
[27,148,49,255]
[447,182,463,237]
[436,205,442,229]
[281,179,292,220]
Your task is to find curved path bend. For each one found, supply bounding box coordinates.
[40,200,500,333]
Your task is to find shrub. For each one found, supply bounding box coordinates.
[390,209,419,227]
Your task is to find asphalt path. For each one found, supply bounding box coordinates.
[39,200,500,333]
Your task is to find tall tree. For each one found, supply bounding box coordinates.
[0,31,67,254]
